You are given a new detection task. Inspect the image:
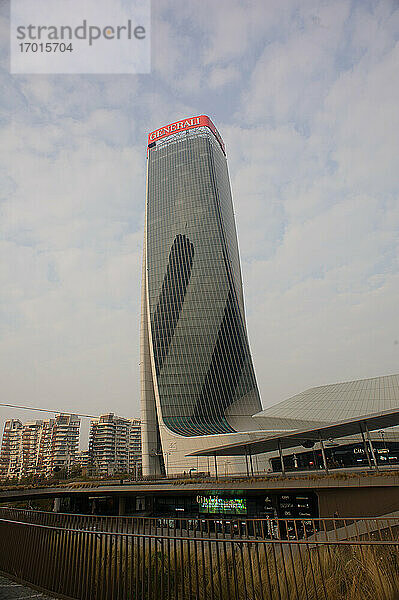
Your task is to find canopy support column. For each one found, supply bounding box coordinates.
[318,432,329,473]
[278,439,285,475]
[249,450,254,477]
[365,424,379,471]
[245,448,250,477]
[360,423,373,469]
[214,453,218,480]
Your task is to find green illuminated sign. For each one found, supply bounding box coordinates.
[196,495,247,514]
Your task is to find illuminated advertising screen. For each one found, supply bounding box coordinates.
[196,495,247,514]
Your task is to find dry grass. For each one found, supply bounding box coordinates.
[116,539,399,599]
[226,544,396,599]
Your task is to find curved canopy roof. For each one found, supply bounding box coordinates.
[253,373,399,431]
[189,408,399,457]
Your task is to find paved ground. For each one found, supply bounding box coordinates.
[0,576,56,599]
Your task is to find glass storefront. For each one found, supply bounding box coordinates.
[270,441,399,472]
[153,491,318,520]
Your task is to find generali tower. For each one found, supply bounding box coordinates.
[141,116,265,476]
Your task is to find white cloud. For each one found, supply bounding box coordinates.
[319,43,399,197]
[242,1,351,126]
[208,65,240,88]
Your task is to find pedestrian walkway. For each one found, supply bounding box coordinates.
[0,576,56,599]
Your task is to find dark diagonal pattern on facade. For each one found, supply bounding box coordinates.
[152,234,194,374]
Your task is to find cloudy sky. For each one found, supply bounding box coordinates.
[1,0,398,447]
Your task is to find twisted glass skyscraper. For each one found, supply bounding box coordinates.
[141,116,262,476]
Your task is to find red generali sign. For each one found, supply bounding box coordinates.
[148,115,225,154]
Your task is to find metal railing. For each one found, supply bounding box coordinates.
[0,508,399,599]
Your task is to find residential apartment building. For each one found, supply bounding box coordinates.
[20,420,44,478]
[89,414,142,476]
[73,450,90,472]
[36,418,54,475]
[0,419,22,479]
[48,414,80,473]
[0,414,80,480]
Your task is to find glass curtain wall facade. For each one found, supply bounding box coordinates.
[141,116,262,476]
